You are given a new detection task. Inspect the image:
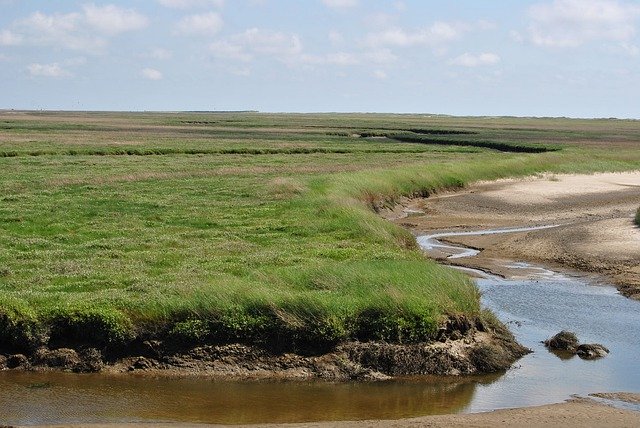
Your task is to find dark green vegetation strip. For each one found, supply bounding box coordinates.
[0,146,479,158]
[388,133,560,153]
[635,207,640,226]
[0,111,639,354]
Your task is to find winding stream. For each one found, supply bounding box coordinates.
[1,226,639,425]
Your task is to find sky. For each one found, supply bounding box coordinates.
[1,0,639,118]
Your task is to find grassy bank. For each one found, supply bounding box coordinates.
[1,111,639,355]
[636,208,640,226]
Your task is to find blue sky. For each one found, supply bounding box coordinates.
[1,0,639,117]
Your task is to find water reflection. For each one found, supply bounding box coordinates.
[0,372,504,425]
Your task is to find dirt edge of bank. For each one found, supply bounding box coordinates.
[0,314,527,380]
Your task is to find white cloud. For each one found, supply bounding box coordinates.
[373,69,387,79]
[210,40,252,61]
[322,0,358,9]
[210,28,302,61]
[0,29,22,46]
[449,52,500,67]
[16,11,106,52]
[364,22,470,48]
[158,0,224,8]
[527,0,640,48]
[82,4,149,35]
[363,49,397,64]
[619,43,640,55]
[298,52,359,66]
[230,66,251,76]
[141,68,163,80]
[27,62,71,77]
[210,29,399,70]
[294,48,397,67]
[8,5,148,53]
[175,12,223,36]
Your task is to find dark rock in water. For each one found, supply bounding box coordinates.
[544,331,609,360]
[7,353,29,369]
[544,330,579,352]
[577,343,609,360]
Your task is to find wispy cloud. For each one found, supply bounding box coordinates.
[82,4,149,36]
[158,0,224,9]
[210,28,302,62]
[175,12,223,36]
[0,29,22,46]
[364,22,470,48]
[527,0,640,50]
[449,52,500,67]
[373,69,387,79]
[27,62,71,77]
[5,4,148,53]
[321,0,358,10]
[140,68,163,80]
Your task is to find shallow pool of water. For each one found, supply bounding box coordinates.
[1,228,639,425]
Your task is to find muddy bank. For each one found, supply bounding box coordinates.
[388,172,640,299]
[0,315,527,379]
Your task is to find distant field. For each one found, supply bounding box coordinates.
[0,111,639,352]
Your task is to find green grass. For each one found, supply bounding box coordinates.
[0,111,639,353]
[635,208,640,226]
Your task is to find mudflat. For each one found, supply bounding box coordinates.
[397,172,640,299]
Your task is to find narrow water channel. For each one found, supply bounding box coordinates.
[1,227,639,425]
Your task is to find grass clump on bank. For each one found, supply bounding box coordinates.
[0,111,639,355]
[635,207,640,226]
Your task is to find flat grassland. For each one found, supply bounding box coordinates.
[0,111,639,356]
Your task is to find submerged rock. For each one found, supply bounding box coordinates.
[544,330,579,352]
[544,331,609,360]
[576,343,609,360]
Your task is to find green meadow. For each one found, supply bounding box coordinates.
[1,111,639,352]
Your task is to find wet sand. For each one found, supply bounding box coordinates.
[391,171,640,299]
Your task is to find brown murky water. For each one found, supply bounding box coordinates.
[0,372,501,425]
